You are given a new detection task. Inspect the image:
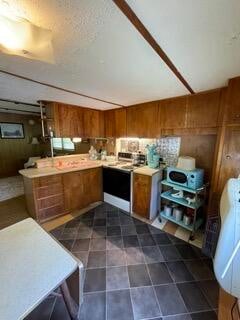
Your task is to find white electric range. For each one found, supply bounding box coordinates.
[102,152,145,213]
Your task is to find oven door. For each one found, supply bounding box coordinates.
[103,167,131,201]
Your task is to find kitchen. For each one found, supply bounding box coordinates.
[0,1,240,320]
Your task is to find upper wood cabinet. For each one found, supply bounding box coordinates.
[83,109,104,138]
[225,77,240,124]
[158,96,187,129]
[126,102,158,138]
[104,108,127,137]
[57,103,84,137]
[186,90,221,128]
[45,102,104,138]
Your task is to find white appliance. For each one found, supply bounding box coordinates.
[103,152,134,213]
[214,178,240,298]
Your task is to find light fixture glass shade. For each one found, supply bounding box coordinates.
[72,137,82,143]
[31,137,39,145]
[0,15,54,63]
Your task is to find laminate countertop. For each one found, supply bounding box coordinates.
[19,161,102,178]
[19,162,162,179]
[133,166,161,176]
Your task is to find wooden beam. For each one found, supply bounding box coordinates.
[0,69,124,107]
[113,0,195,94]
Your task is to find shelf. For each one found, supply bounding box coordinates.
[161,179,204,194]
[160,211,203,232]
[161,190,204,210]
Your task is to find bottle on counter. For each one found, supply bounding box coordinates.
[89,146,98,160]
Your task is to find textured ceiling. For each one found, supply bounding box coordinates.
[0,0,240,109]
[127,0,240,92]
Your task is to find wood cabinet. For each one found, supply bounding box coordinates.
[57,103,84,137]
[83,109,104,137]
[133,171,161,220]
[63,167,103,212]
[104,108,127,137]
[23,168,103,223]
[159,96,187,130]
[225,77,240,124]
[45,102,104,138]
[126,102,158,138]
[133,173,151,218]
[186,90,221,128]
[24,174,66,223]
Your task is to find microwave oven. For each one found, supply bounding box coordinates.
[167,167,204,190]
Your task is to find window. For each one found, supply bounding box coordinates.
[52,138,75,151]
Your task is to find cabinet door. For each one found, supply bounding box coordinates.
[159,96,187,129]
[226,77,240,124]
[104,110,115,137]
[133,173,151,218]
[187,90,221,128]
[58,104,83,137]
[83,109,101,137]
[127,103,158,138]
[63,171,85,211]
[218,125,240,193]
[63,168,103,212]
[82,168,103,205]
[115,108,127,137]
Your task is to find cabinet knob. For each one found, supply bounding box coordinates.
[235,114,240,119]
[226,155,231,160]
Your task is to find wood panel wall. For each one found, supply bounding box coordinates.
[0,113,46,178]
[180,135,217,182]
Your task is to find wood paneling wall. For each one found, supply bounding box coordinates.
[0,113,46,178]
[180,135,217,182]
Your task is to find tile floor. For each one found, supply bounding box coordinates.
[25,203,219,320]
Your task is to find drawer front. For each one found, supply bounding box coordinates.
[35,183,63,199]
[37,194,64,209]
[38,205,66,222]
[35,175,62,187]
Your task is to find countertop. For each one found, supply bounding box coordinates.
[19,161,162,179]
[19,161,102,178]
[133,166,161,176]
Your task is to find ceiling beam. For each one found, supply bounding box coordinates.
[0,69,124,107]
[113,0,195,94]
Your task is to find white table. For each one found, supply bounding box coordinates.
[0,218,82,320]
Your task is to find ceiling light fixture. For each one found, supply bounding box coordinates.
[0,12,54,63]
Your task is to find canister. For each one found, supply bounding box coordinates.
[173,207,183,222]
[183,214,191,226]
[164,204,172,217]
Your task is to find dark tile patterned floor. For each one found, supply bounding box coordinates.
[25,203,219,320]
